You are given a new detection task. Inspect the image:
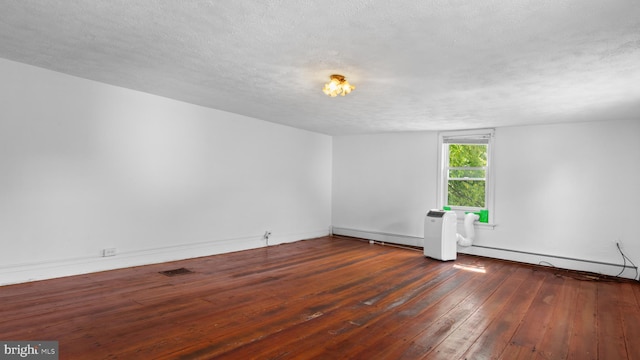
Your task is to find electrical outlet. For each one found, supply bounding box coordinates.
[102,248,116,257]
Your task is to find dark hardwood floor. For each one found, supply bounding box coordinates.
[1,236,639,359]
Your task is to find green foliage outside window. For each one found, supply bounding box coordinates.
[447,144,487,208]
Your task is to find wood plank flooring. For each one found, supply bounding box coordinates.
[1,236,639,359]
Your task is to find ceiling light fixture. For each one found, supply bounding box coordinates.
[322,74,355,97]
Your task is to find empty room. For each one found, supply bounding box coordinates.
[1,1,639,359]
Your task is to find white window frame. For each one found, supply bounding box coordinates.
[437,129,495,224]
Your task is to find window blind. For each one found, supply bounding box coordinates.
[442,134,491,144]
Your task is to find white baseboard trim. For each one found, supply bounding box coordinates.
[0,229,329,286]
[332,227,423,247]
[331,227,635,279]
[458,244,635,279]
[267,229,330,246]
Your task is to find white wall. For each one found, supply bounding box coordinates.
[0,58,332,285]
[332,119,640,278]
[332,132,439,245]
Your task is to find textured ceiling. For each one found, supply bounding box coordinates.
[1,1,639,135]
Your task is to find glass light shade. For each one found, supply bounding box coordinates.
[322,74,355,97]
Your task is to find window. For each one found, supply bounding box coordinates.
[438,129,494,222]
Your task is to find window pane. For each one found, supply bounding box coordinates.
[449,169,485,179]
[448,180,485,208]
[448,144,487,167]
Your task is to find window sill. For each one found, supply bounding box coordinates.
[456,219,497,230]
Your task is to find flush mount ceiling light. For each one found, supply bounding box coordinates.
[322,74,355,97]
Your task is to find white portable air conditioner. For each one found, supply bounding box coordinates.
[424,210,458,261]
